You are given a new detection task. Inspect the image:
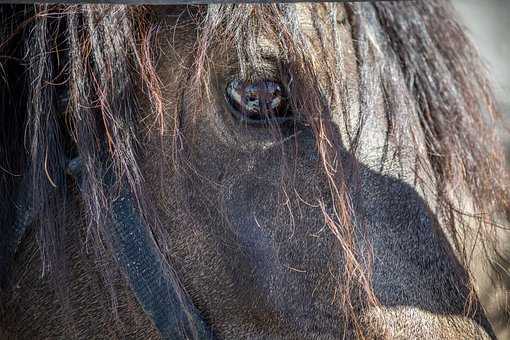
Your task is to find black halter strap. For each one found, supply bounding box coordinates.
[2,158,215,340]
[0,176,35,291]
[69,157,216,339]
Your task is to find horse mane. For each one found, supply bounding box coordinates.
[0,1,508,337]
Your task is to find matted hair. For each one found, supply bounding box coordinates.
[0,1,508,337]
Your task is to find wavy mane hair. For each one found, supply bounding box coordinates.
[1,1,509,337]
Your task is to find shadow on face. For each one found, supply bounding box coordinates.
[138,4,495,338]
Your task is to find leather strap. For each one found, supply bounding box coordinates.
[3,157,215,339]
[0,176,34,290]
[67,157,215,339]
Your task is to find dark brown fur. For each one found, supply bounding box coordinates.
[0,2,508,339]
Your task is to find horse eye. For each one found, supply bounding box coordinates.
[225,79,291,124]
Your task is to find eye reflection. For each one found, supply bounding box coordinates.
[225,79,291,124]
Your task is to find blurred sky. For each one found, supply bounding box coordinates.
[452,0,510,133]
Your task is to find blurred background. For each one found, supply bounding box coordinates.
[452,1,510,338]
[453,0,510,144]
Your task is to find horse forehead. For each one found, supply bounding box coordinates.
[256,3,347,45]
[293,3,347,27]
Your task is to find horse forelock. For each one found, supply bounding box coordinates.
[0,1,508,337]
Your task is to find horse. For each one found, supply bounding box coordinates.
[0,2,509,339]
